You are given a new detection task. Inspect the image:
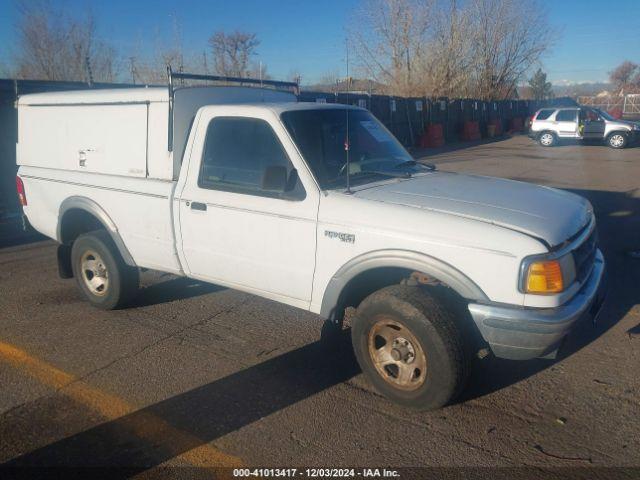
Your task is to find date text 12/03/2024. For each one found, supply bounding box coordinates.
[233,468,400,477]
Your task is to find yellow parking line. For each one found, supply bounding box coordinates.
[0,340,242,468]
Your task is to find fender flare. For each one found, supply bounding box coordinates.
[56,196,136,266]
[319,249,489,321]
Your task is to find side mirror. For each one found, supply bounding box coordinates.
[261,165,288,192]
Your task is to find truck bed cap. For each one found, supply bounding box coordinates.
[18,87,169,105]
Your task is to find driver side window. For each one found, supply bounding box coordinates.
[198,117,304,199]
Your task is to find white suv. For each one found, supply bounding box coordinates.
[530,107,639,148]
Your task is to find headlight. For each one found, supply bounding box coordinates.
[520,253,576,294]
[633,124,640,131]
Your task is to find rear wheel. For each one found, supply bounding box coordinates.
[607,132,627,149]
[538,131,556,147]
[71,230,139,309]
[351,285,468,410]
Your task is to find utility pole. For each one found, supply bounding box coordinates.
[129,57,136,84]
[85,56,94,87]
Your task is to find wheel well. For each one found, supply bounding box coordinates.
[538,130,556,138]
[336,267,411,315]
[59,209,106,245]
[334,266,486,352]
[606,130,628,138]
[334,266,464,316]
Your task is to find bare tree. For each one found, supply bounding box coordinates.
[125,16,202,85]
[14,1,118,82]
[420,0,473,97]
[350,0,554,99]
[245,61,271,81]
[209,31,260,78]
[318,69,341,88]
[350,0,431,96]
[609,61,639,94]
[467,0,554,100]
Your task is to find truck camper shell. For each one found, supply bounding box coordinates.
[16,71,298,181]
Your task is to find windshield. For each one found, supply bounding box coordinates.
[282,108,433,189]
[595,109,615,121]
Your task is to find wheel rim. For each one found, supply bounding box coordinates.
[610,134,624,147]
[80,249,109,296]
[367,317,427,391]
[540,133,553,146]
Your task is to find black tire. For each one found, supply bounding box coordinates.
[537,131,556,147]
[71,230,139,310]
[606,132,628,149]
[351,285,468,410]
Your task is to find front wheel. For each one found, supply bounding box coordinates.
[607,132,628,149]
[538,131,556,147]
[71,230,139,310]
[351,286,468,410]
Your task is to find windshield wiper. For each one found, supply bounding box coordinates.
[326,170,408,189]
[363,170,411,179]
[393,160,436,171]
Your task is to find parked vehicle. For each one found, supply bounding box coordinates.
[16,72,606,410]
[529,106,639,148]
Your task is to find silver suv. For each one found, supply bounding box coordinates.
[529,107,639,149]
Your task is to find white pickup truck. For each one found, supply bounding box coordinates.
[16,73,606,409]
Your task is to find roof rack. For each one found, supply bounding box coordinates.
[167,65,299,95]
[166,65,300,152]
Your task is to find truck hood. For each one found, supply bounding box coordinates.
[354,172,592,247]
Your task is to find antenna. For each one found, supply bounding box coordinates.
[344,38,351,194]
[167,65,174,152]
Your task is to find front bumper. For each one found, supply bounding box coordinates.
[467,249,606,360]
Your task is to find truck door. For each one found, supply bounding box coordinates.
[581,108,606,139]
[176,109,319,308]
[554,109,579,137]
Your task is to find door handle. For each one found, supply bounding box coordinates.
[190,202,207,211]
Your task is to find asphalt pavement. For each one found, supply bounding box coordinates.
[0,135,639,477]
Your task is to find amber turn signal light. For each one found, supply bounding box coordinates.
[526,260,564,293]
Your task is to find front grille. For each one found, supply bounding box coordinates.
[573,229,597,282]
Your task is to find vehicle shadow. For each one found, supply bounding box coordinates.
[460,187,640,401]
[1,331,359,474]
[131,276,224,308]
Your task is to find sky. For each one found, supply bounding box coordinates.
[0,0,639,85]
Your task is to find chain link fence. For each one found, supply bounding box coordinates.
[578,94,640,120]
